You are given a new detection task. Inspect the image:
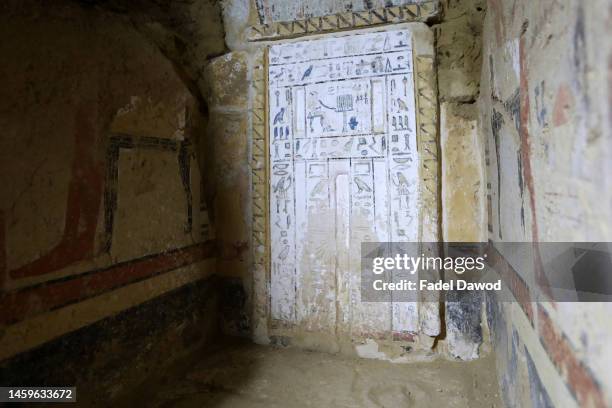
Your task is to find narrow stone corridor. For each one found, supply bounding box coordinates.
[1,0,611,407]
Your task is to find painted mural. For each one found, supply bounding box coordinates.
[255,0,430,24]
[268,29,420,337]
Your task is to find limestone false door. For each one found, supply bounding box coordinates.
[267,27,438,342]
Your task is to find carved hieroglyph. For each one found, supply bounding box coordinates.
[268,29,423,336]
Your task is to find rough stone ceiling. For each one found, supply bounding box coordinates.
[73,0,227,113]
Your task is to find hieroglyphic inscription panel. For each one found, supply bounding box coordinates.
[268,30,419,335]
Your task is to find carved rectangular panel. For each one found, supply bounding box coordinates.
[268,30,419,335]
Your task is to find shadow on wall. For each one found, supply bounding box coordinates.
[0,0,227,400]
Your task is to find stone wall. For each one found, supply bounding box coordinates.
[217,0,447,357]
[0,0,223,398]
[480,0,612,406]
[435,0,487,361]
[202,51,252,336]
[214,0,612,387]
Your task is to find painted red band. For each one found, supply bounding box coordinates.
[0,241,215,325]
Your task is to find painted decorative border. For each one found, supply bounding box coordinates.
[415,55,439,241]
[247,2,439,41]
[0,242,215,326]
[250,49,270,341]
[0,253,215,361]
[414,55,441,337]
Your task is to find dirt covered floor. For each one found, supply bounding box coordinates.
[116,340,502,408]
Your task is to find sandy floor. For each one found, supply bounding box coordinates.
[119,340,502,408]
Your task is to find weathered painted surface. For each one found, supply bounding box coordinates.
[435,0,485,103]
[268,29,421,340]
[436,0,487,361]
[202,52,253,337]
[245,0,440,41]
[440,103,487,360]
[480,0,612,406]
[0,1,222,395]
[441,103,485,243]
[255,0,435,24]
[0,277,220,405]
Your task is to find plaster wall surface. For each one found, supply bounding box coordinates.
[435,0,488,362]
[8,1,612,406]
[480,0,612,407]
[0,0,222,398]
[218,0,612,381]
